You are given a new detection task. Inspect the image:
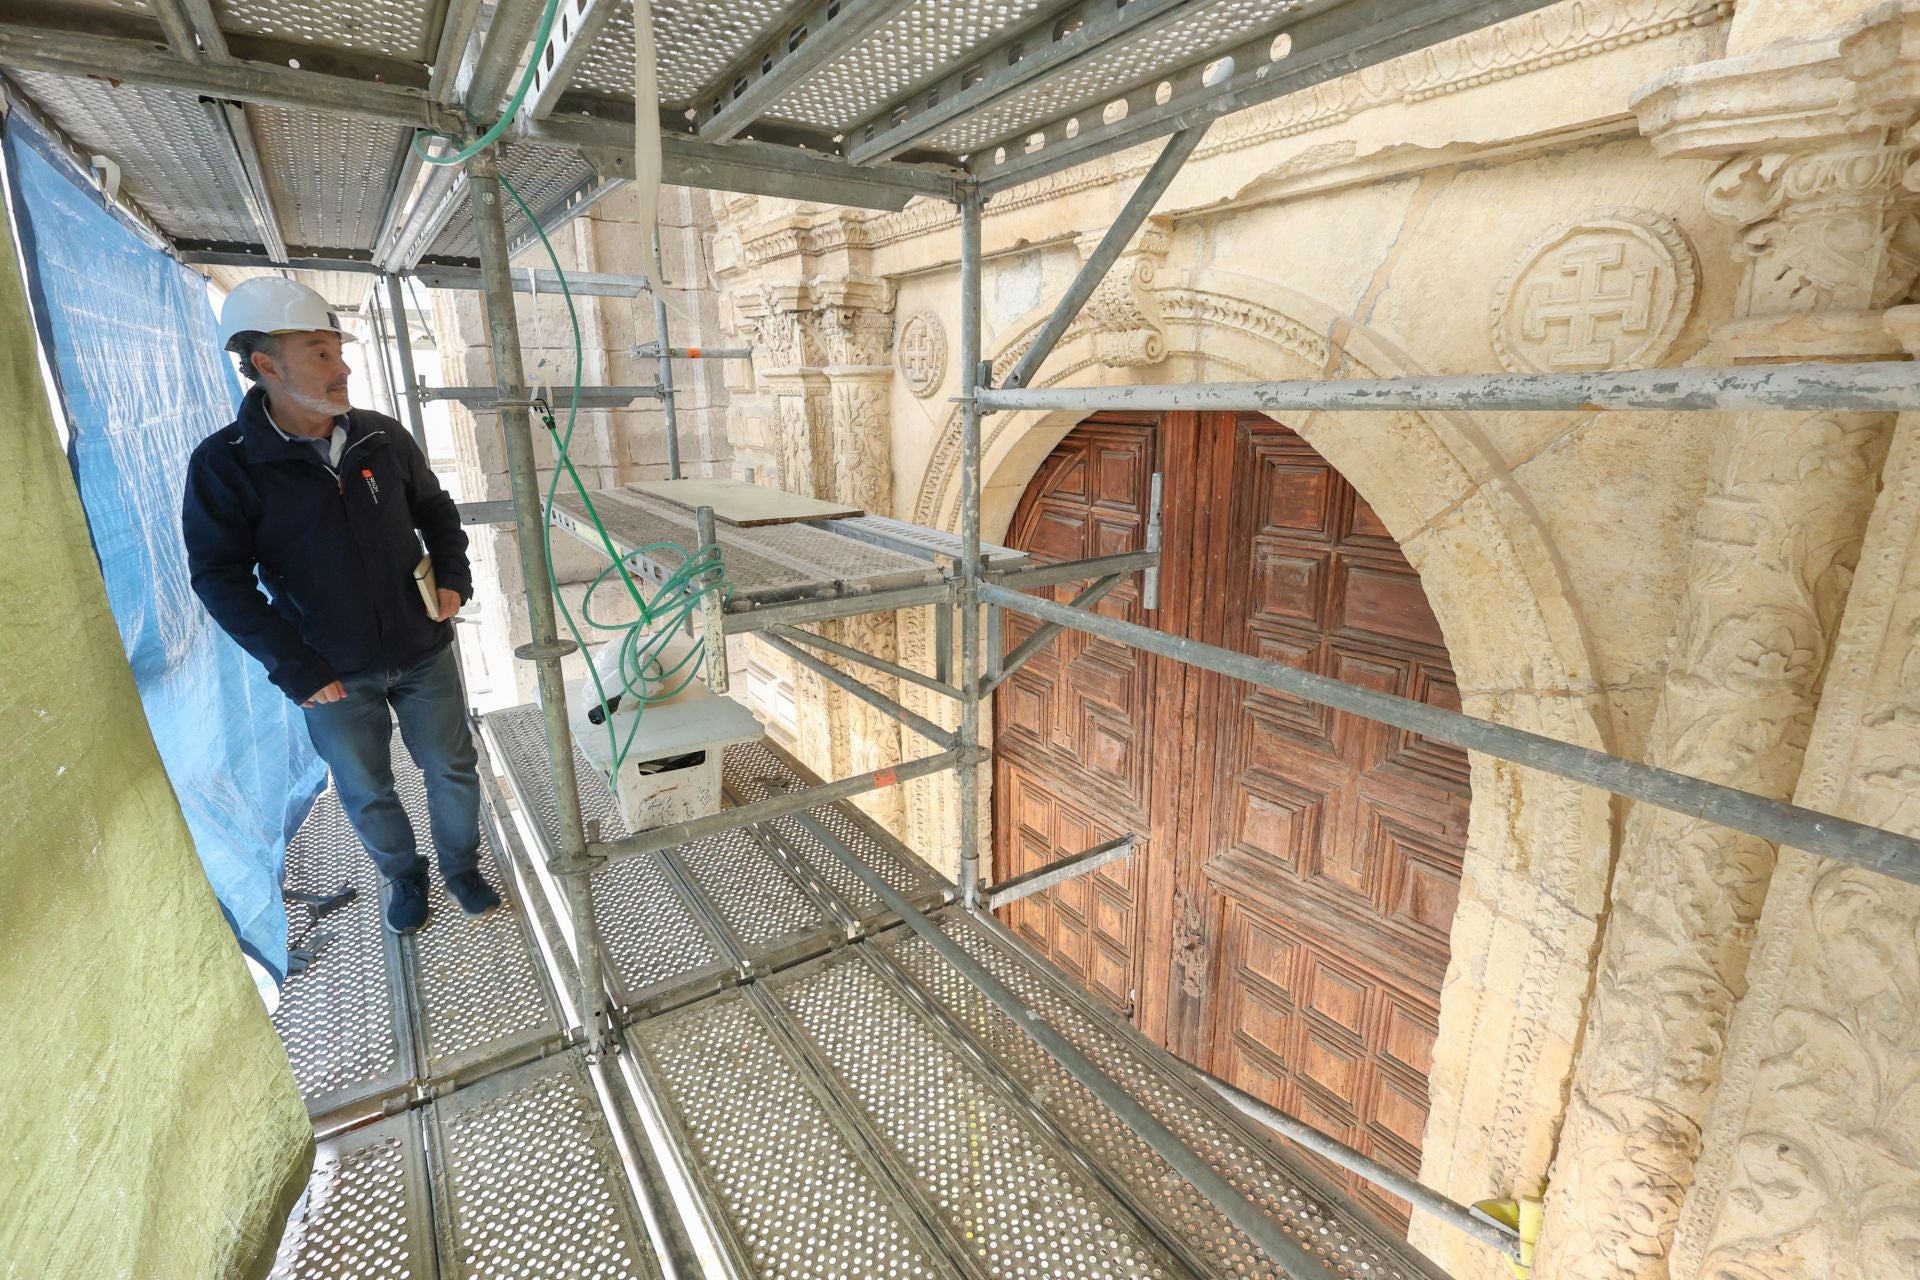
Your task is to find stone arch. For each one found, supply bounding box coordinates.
[908,266,1617,1274]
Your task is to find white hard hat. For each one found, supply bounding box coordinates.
[217,276,356,352]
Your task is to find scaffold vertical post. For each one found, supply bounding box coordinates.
[651,229,682,479]
[958,187,985,909]
[466,149,616,1053]
[385,271,430,453]
[696,504,729,694]
[365,275,399,419]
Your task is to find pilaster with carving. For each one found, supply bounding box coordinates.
[723,222,909,824]
[1073,218,1174,368]
[1670,301,1920,1280]
[823,297,905,829]
[1540,16,1920,1279]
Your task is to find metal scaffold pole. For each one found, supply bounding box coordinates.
[465,150,616,1052]
[384,272,431,453]
[651,229,682,479]
[957,187,986,910]
[364,278,399,419]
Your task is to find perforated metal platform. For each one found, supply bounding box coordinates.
[548,486,945,612]
[477,701,1449,1280]
[271,705,1448,1278]
[3,0,1557,270]
[269,730,667,1278]
[269,1051,662,1280]
[274,735,562,1122]
[482,705,949,993]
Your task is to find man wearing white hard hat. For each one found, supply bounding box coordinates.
[182,276,501,934]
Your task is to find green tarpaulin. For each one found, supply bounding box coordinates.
[0,184,312,1277]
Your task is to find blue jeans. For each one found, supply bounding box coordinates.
[301,645,480,884]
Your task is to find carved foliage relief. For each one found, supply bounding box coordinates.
[1542,135,1918,1280]
[1681,413,1920,1280]
[1542,399,1895,1280]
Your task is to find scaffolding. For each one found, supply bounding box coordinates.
[8,1,1920,1277]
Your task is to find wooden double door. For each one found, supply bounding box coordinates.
[991,412,1469,1234]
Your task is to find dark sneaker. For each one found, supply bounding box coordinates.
[445,869,502,917]
[385,875,430,934]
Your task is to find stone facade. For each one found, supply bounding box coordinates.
[436,1,1920,1276]
[433,185,731,705]
[1541,9,1920,1277]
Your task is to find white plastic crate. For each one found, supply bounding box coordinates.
[571,633,764,832]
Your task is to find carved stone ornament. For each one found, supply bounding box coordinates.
[896,310,947,398]
[1075,219,1173,369]
[1490,207,1698,374]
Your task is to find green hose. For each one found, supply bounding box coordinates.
[412,0,564,167]
[399,10,729,771]
[498,173,729,772]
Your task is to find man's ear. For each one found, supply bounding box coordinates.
[249,350,274,382]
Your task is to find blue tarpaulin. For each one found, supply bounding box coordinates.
[4,116,325,983]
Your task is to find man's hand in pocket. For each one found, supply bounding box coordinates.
[303,680,346,707]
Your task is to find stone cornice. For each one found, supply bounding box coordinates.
[1635,2,1920,157]
[736,209,881,269]
[731,278,894,321]
[708,0,1732,265]
[1633,36,1854,155]
[831,0,1734,251]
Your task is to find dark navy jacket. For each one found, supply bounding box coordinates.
[182,386,473,703]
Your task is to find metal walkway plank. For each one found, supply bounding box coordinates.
[273,1052,666,1279]
[549,487,940,607]
[662,823,845,973]
[879,912,1451,1280]
[274,734,566,1122]
[425,1051,663,1280]
[626,988,956,1280]
[482,705,735,1012]
[764,949,1195,1280]
[269,1111,435,1280]
[392,738,560,1081]
[274,779,415,1121]
[724,739,950,920]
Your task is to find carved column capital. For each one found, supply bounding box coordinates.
[818,306,896,370]
[1635,3,1920,354]
[742,296,824,374]
[1703,142,1920,345]
[738,279,896,375]
[1070,216,1173,368]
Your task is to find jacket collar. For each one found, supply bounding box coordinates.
[235,385,384,466]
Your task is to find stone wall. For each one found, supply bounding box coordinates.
[433,184,730,705]
[440,0,1920,1275]
[709,7,1743,1272]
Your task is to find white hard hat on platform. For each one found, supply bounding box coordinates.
[217,276,356,352]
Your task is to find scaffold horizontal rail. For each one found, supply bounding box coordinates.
[766,624,963,699]
[977,360,1920,414]
[981,582,1920,888]
[721,581,957,633]
[757,631,960,748]
[985,548,1161,590]
[984,833,1140,909]
[423,383,664,407]
[579,747,977,871]
[786,808,1352,1280]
